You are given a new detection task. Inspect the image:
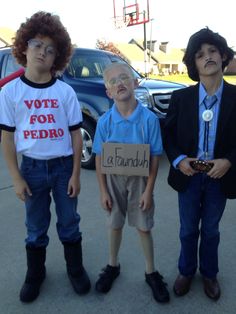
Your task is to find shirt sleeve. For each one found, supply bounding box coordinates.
[92,118,105,155]
[0,87,16,131]
[173,154,187,168]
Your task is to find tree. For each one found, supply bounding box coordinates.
[96,39,121,56]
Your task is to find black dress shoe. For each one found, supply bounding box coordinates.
[202,277,221,301]
[145,271,170,303]
[173,274,193,296]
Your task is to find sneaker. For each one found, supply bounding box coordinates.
[145,271,170,303]
[95,264,120,293]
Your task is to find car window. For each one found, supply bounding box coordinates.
[68,52,142,80]
[70,54,111,79]
[1,53,20,77]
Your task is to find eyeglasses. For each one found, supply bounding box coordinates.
[106,74,133,87]
[27,39,57,56]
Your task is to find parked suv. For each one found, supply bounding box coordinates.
[0,47,186,169]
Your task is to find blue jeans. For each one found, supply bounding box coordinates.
[20,155,81,247]
[178,173,226,279]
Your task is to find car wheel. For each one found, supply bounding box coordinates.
[81,120,96,169]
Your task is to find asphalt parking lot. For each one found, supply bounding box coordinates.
[0,147,236,314]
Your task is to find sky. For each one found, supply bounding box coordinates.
[1,0,236,50]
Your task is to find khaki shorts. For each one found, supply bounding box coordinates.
[106,174,155,231]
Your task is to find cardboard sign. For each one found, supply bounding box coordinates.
[101,143,150,176]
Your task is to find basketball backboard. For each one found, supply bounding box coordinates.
[113,0,150,28]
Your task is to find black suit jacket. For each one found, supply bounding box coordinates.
[163,81,236,199]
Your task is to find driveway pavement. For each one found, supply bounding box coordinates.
[0,147,236,314]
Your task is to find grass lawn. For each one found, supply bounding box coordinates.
[149,74,236,85]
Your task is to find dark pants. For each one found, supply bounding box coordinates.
[21,155,81,247]
[178,173,226,279]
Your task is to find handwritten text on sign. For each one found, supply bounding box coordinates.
[101,143,150,176]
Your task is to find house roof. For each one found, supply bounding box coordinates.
[225,57,236,74]
[127,38,185,64]
[154,48,185,64]
[0,27,15,47]
[114,43,146,62]
[129,38,145,50]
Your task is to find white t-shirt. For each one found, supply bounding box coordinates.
[0,76,83,159]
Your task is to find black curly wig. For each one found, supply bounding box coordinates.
[12,11,73,74]
[183,27,234,81]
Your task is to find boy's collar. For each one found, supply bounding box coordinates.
[21,75,57,88]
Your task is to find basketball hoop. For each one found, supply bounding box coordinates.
[112,0,150,27]
[112,16,131,29]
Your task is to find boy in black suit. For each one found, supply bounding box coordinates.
[163,28,236,300]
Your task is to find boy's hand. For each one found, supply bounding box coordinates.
[207,158,232,179]
[101,191,112,212]
[139,190,153,211]
[67,176,81,197]
[14,177,32,201]
[178,157,198,176]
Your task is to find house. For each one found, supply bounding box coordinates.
[114,42,158,74]
[154,42,186,75]
[115,38,187,75]
[225,53,236,74]
[0,27,15,47]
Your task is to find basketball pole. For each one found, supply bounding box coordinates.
[143,0,150,78]
[112,0,150,77]
[113,0,116,20]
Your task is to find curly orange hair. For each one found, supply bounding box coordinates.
[12,11,73,75]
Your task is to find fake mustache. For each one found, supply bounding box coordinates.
[204,61,216,68]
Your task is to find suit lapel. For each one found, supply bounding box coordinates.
[188,84,199,141]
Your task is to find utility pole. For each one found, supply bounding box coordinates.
[143,10,148,78]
